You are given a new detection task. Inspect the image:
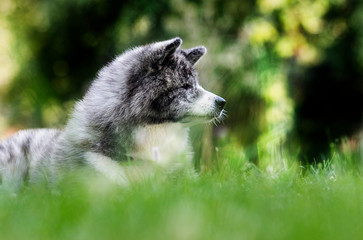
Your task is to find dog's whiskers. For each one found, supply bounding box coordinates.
[212,109,228,126]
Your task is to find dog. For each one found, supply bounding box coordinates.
[0,37,226,189]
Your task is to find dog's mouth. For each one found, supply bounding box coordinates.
[179,93,226,125]
[181,108,227,125]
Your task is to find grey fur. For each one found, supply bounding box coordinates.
[0,37,226,188]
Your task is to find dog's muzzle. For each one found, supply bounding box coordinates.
[184,87,226,123]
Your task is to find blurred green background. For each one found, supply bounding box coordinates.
[0,0,362,167]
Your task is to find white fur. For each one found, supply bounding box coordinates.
[130,123,192,166]
[189,86,220,117]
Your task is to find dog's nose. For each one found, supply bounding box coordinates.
[215,96,226,110]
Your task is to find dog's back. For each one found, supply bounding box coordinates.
[0,129,62,187]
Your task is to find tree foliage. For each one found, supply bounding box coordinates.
[0,0,362,164]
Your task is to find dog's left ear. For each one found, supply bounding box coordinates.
[153,37,182,66]
[183,46,207,65]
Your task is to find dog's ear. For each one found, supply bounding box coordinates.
[183,46,207,65]
[153,37,182,66]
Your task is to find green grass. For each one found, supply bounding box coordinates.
[0,149,362,240]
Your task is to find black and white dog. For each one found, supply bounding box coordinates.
[0,37,226,188]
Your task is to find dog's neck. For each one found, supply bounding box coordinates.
[65,115,192,165]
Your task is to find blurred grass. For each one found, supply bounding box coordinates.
[0,146,362,240]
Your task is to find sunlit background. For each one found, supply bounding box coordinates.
[0,0,362,169]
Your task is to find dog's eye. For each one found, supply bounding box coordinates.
[181,84,192,90]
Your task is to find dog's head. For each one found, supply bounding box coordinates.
[99,37,226,125]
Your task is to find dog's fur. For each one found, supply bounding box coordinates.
[0,37,226,188]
